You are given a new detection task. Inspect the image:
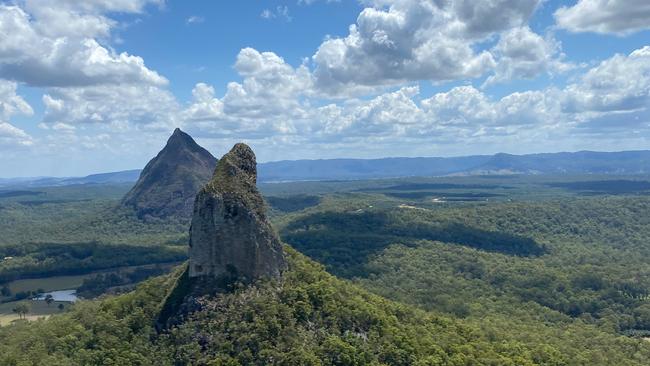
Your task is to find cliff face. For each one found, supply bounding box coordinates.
[121,128,217,219]
[188,143,286,282]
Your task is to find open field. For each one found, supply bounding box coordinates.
[7,273,93,294]
[0,300,70,326]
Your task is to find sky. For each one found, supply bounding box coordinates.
[1,0,650,177]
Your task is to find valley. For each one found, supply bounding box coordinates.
[2,169,650,363]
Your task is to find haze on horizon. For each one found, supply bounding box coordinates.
[0,0,649,177]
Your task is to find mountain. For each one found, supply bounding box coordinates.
[4,150,650,188]
[121,128,217,219]
[468,150,650,175]
[188,143,286,282]
[258,150,650,181]
[64,170,142,185]
[0,170,142,188]
[258,155,491,181]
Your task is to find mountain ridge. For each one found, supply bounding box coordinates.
[3,149,650,187]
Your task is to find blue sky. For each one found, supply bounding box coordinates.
[1,0,650,177]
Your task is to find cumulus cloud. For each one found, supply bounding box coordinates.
[260,6,291,21]
[311,0,542,95]
[562,46,650,115]
[184,42,650,154]
[183,48,313,138]
[42,84,179,130]
[0,122,33,147]
[0,80,33,147]
[0,5,167,88]
[0,0,179,138]
[17,0,162,39]
[555,0,650,35]
[484,27,572,86]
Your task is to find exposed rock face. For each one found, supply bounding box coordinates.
[122,128,217,219]
[189,143,286,282]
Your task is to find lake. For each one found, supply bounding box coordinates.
[34,289,78,302]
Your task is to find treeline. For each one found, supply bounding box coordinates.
[0,242,186,284]
[2,249,649,365]
[76,265,168,298]
[280,209,546,277]
[279,196,650,335]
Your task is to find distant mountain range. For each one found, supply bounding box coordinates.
[2,150,650,188]
[257,150,650,181]
[0,170,142,188]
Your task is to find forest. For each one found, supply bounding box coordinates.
[1,175,650,364]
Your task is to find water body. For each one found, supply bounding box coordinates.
[34,289,78,302]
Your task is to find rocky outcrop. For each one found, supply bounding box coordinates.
[121,128,217,219]
[188,143,287,283]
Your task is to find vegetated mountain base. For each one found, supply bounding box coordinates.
[3,249,649,365]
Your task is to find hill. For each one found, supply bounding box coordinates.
[259,150,650,181]
[4,150,650,186]
[121,128,217,219]
[2,248,647,365]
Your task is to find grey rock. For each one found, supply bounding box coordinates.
[121,128,217,219]
[188,143,286,282]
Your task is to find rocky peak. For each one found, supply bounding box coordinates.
[121,128,217,219]
[188,143,286,283]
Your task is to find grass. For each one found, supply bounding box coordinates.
[0,300,70,326]
[8,273,94,293]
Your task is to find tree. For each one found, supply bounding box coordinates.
[12,302,30,320]
[0,286,11,297]
[44,294,54,307]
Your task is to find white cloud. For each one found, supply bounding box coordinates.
[18,0,162,39]
[186,15,204,24]
[260,6,291,21]
[0,122,33,147]
[311,0,542,95]
[451,0,541,36]
[42,84,179,130]
[0,80,33,120]
[0,80,33,147]
[0,0,177,138]
[484,27,572,86]
[51,122,76,131]
[181,43,650,154]
[555,0,650,35]
[183,48,313,138]
[0,4,166,87]
[562,46,650,115]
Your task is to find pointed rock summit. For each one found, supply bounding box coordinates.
[189,143,287,282]
[122,128,217,219]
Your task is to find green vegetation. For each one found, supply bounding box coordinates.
[266,194,322,213]
[0,241,185,284]
[2,176,650,364]
[0,299,68,326]
[278,195,650,337]
[4,249,649,365]
[77,265,168,298]
[0,185,188,286]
